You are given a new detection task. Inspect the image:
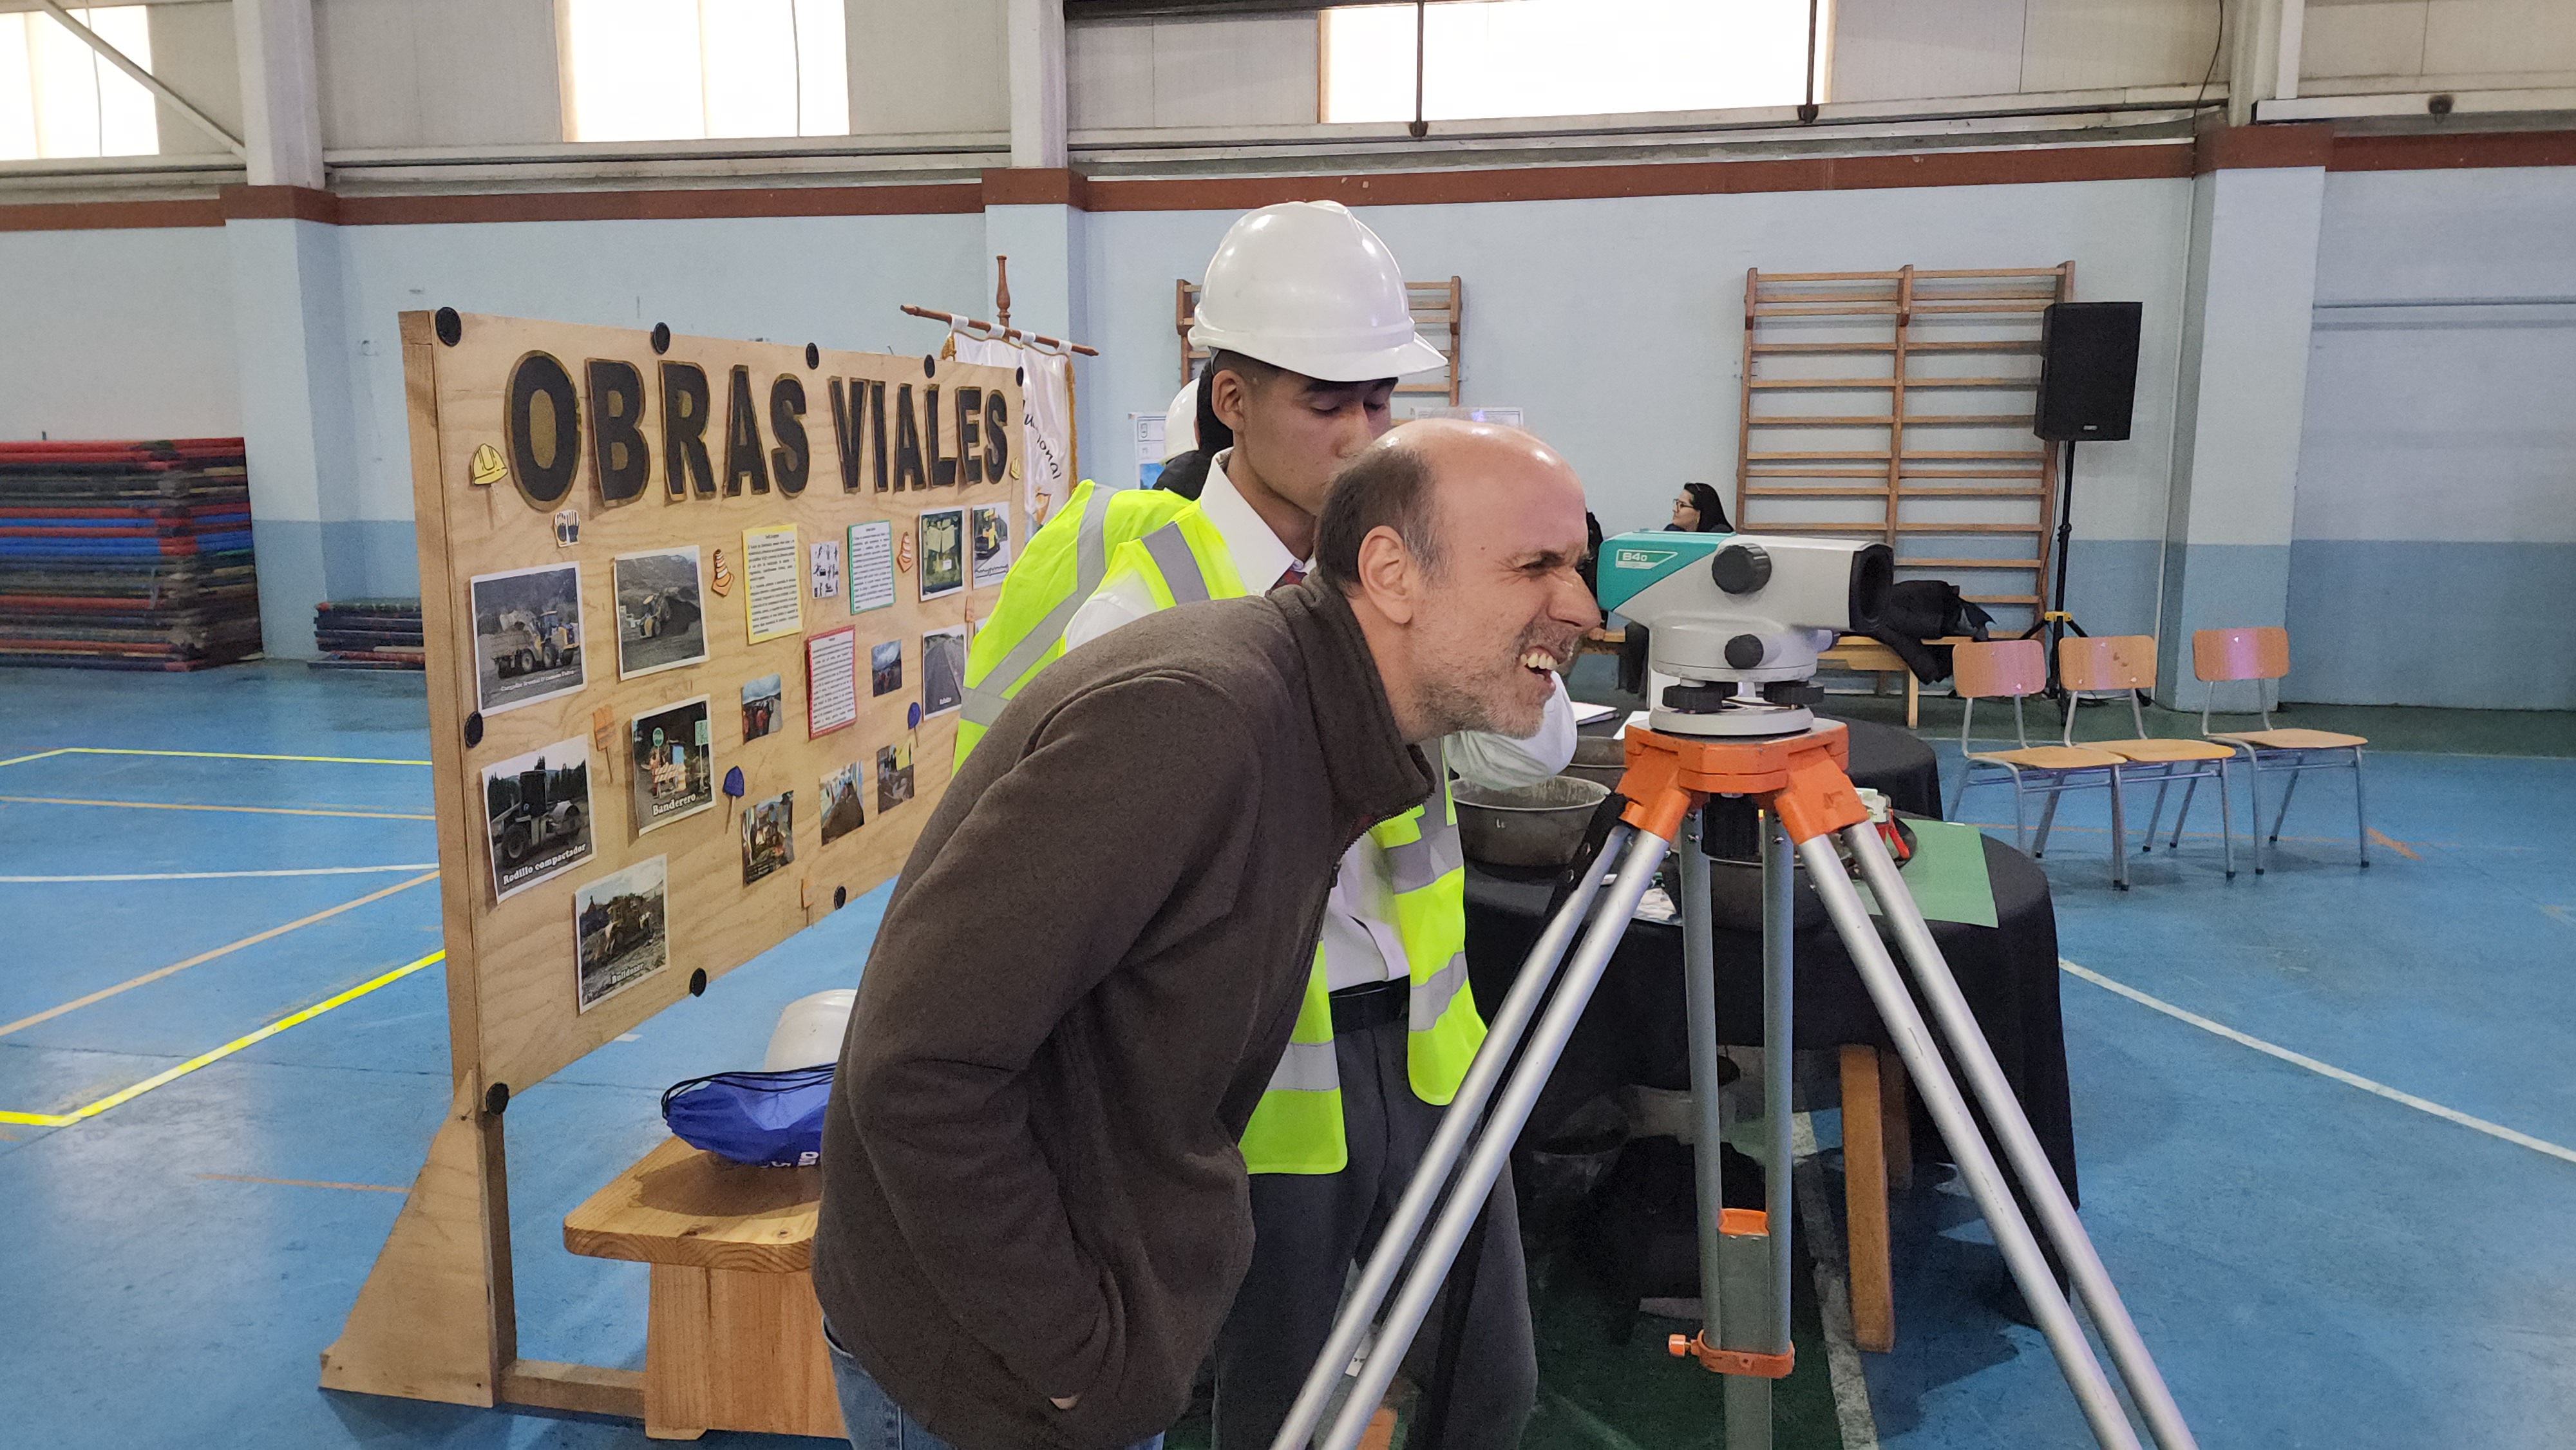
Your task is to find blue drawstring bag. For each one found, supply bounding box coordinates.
[661,1064,835,1167]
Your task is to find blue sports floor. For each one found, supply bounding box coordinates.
[1,663,2570,1449]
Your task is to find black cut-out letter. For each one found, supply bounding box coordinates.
[724,364,770,495]
[506,351,580,508]
[659,361,714,498]
[770,375,809,495]
[893,383,926,493]
[585,359,649,505]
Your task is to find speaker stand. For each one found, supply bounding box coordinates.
[2023,440,2103,720]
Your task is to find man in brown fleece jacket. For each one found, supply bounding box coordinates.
[813,420,1598,1450]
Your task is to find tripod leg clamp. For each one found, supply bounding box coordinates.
[1667,1332,1794,1380]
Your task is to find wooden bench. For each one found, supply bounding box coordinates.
[564,1136,839,1441]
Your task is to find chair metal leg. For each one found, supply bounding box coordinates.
[2032,786,2063,858]
[2108,767,2129,890]
[2270,766,2302,843]
[2142,775,2172,854]
[2352,748,2370,868]
[2246,757,2268,876]
[2168,776,2199,851]
[2009,775,2029,851]
[1949,761,1970,822]
[2217,764,2235,880]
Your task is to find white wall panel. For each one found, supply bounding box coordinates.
[2423,0,2576,77]
[849,0,1006,135]
[1065,17,1153,130]
[2300,0,2428,80]
[2314,165,2576,301]
[2019,0,2222,93]
[1830,0,2029,103]
[1067,14,1315,130]
[314,0,562,149]
[147,0,243,157]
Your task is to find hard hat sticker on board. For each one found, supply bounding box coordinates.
[469,442,508,487]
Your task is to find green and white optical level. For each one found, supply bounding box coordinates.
[1598,530,1894,738]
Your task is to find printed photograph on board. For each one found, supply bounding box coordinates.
[469,562,585,714]
[876,738,915,813]
[917,507,965,601]
[611,547,707,679]
[869,639,902,697]
[574,854,668,1013]
[819,760,866,845]
[741,789,795,885]
[741,673,782,742]
[971,504,1010,589]
[920,624,967,717]
[481,736,593,901]
[628,696,715,834]
[810,537,843,600]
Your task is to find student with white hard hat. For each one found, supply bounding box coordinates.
[1153,373,1221,500]
[1063,200,1562,1450]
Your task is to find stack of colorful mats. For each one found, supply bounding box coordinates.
[312,598,424,671]
[0,438,262,670]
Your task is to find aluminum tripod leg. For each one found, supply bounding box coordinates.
[1676,814,1786,1448]
[1296,827,1675,1450]
[1267,824,1647,1450]
[1798,831,2148,1450]
[1844,825,2197,1450]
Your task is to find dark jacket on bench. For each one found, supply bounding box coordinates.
[812,578,1434,1450]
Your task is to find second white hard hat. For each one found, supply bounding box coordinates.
[1163,376,1199,461]
[1187,201,1446,384]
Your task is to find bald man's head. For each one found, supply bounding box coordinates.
[1314,419,1597,739]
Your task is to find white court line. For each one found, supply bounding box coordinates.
[1793,1111,1882,1449]
[2060,958,2576,1167]
[0,864,439,883]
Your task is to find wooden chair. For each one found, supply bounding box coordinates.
[1949,639,2132,889]
[2058,636,2239,879]
[2193,626,2371,873]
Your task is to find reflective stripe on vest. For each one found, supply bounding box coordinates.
[1097,510,1244,610]
[1240,775,1487,1175]
[955,481,1193,762]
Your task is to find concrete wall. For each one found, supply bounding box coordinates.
[2286,165,2576,708]
[0,225,240,440]
[1831,0,2224,102]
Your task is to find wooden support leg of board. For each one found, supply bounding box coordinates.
[1839,1046,1896,1353]
[318,1076,507,1405]
[642,1263,842,1440]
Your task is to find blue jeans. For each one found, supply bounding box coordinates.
[824,1321,1164,1450]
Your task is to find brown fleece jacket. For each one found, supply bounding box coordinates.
[811,578,1432,1450]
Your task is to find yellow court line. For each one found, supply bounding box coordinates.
[0,949,444,1129]
[0,795,433,822]
[0,871,440,1039]
[41,746,432,767]
[0,748,73,768]
[196,1172,408,1193]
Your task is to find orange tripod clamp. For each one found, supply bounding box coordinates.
[1613,722,1871,846]
[1664,1209,1797,1378]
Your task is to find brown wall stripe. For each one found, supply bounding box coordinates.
[1,127,2568,232]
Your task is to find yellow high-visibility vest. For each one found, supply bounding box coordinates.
[955,481,1196,765]
[1096,514,1486,1176]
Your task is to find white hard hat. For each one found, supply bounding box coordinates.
[762,989,856,1070]
[1188,202,1446,383]
[1163,377,1199,461]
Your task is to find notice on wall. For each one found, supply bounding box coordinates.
[806,625,858,738]
[743,524,802,642]
[848,520,895,614]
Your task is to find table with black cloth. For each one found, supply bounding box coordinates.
[1461,715,2076,1346]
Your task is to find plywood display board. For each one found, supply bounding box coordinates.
[319,310,1021,1416]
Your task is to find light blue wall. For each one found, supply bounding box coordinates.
[2286,540,2576,708]
[0,226,239,440]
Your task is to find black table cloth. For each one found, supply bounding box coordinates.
[1463,720,2077,1203]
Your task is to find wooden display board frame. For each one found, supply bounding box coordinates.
[317,311,1020,1418]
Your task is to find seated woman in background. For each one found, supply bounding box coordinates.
[1667,481,1732,532]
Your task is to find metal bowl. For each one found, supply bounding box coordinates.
[1455,775,1609,869]
[1559,735,1628,791]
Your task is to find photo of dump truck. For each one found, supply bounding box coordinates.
[470,563,587,713]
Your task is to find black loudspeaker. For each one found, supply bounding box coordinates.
[2034,301,2143,442]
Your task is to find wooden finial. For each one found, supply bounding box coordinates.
[994,256,1012,331]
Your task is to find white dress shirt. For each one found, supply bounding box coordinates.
[1063,450,1578,990]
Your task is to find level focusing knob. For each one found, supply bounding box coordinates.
[1712,543,1771,594]
[1725,634,1766,669]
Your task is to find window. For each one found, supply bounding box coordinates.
[1321,0,1830,124]
[562,0,848,144]
[0,6,158,161]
